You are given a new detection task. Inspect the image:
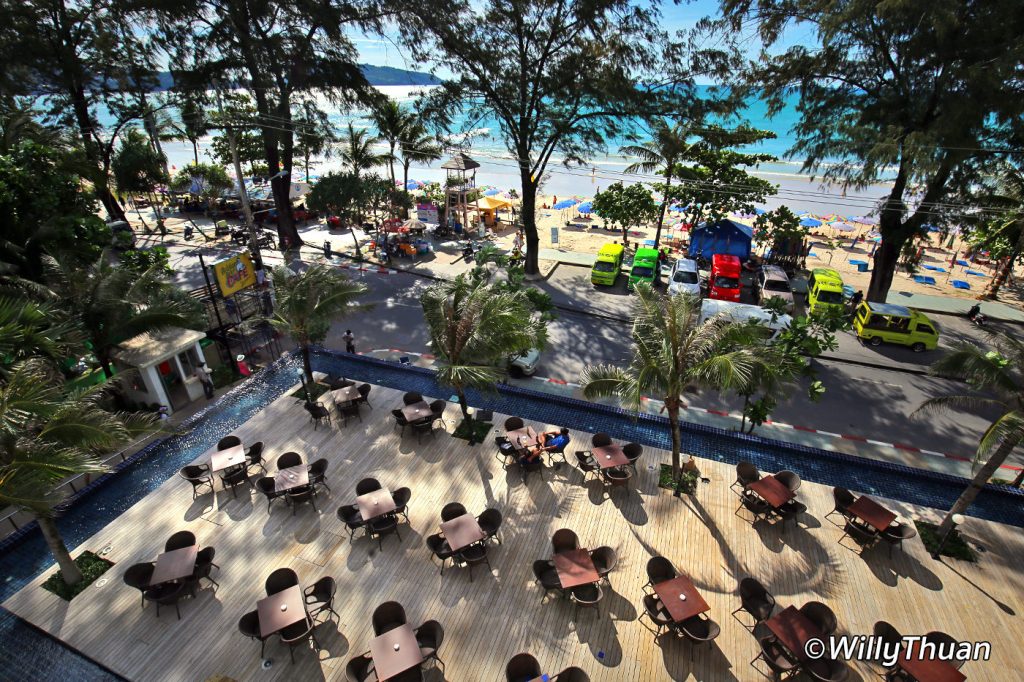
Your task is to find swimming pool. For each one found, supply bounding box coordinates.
[1,349,1021,681]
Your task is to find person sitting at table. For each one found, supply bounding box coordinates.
[528,427,571,457]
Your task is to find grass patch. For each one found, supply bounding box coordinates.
[289,382,330,402]
[658,463,701,494]
[452,417,494,443]
[41,551,115,601]
[915,520,978,562]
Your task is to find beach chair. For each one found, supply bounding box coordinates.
[965,269,987,277]
[912,275,936,285]
[951,280,971,290]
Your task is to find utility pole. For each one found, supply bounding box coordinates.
[212,82,264,271]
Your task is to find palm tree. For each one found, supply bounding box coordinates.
[420,276,546,431]
[622,120,693,248]
[0,297,76,373]
[47,251,198,378]
[339,123,388,180]
[160,93,210,165]
[265,265,370,382]
[580,284,757,484]
[371,98,414,191]
[398,120,442,206]
[972,164,1024,300]
[0,359,159,586]
[914,330,1024,537]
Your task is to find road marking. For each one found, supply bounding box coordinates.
[848,376,903,389]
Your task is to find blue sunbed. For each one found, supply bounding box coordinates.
[922,265,947,272]
[913,275,936,285]
[951,280,971,290]
[965,269,987,277]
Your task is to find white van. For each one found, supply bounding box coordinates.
[668,258,702,297]
[699,299,792,343]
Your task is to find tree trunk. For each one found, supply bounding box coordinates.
[402,162,411,218]
[665,398,682,479]
[301,344,314,385]
[936,437,1019,539]
[1010,467,1023,488]
[192,140,199,165]
[387,142,396,192]
[982,243,1021,300]
[519,168,540,275]
[98,348,114,379]
[654,172,671,249]
[37,514,82,586]
[866,238,904,302]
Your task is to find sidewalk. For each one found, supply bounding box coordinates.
[886,290,1024,323]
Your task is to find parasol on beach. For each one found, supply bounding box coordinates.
[483,188,502,196]
[800,217,823,227]
[576,201,593,214]
[553,199,579,210]
[831,222,856,232]
[850,215,878,225]
[405,179,424,190]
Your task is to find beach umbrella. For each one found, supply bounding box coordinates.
[755,207,767,215]
[405,179,423,190]
[577,201,593,214]
[553,198,579,210]
[483,188,501,196]
[850,215,878,225]
[800,217,822,227]
[832,222,856,232]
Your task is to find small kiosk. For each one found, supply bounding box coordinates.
[113,327,210,414]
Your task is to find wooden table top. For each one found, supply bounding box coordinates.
[209,444,246,473]
[370,623,423,681]
[440,514,486,551]
[311,371,330,384]
[591,444,630,469]
[257,585,305,638]
[330,385,360,402]
[653,575,710,623]
[765,605,824,662]
[150,545,198,585]
[507,426,539,448]
[747,475,796,509]
[847,496,897,532]
[274,465,309,493]
[357,488,396,520]
[897,643,966,682]
[401,401,433,421]
[553,548,599,589]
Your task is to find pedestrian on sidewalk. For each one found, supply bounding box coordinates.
[343,329,356,354]
[195,362,215,399]
[512,229,524,255]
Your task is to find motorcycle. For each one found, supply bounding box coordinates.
[462,241,477,262]
[967,305,986,327]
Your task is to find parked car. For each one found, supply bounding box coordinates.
[707,254,742,302]
[628,247,660,291]
[591,242,624,286]
[756,264,795,313]
[699,299,792,344]
[852,302,939,352]
[667,258,702,297]
[108,221,136,250]
[508,348,541,376]
[807,267,845,313]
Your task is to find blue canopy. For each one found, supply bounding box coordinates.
[688,219,753,259]
[553,199,579,210]
[800,217,822,227]
[483,188,502,196]
[576,201,593,213]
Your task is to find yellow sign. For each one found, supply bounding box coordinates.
[212,252,256,297]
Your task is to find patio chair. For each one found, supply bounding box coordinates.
[304,576,339,623]
[415,620,445,671]
[367,514,401,550]
[279,614,319,663]
[287,484,317,515]
[245,441,266,476]
[737,491,774,523]
[574,451,600,482]
[265,567,298,595]
[924,632,964,669]
[551,528,579,554]
[731,461,761,492]
[826,487,856,522]
[732,577,775,624]
[677,613,721,659]
[372,601,407,636]
[238,609,269,658]
[873,621,904,675]
[392,409,412,435]
[640,594,673,636]
[428,399,448,427]
[192,546,219,588]
[623,443,643,472]
[165,530,196,551]
[345,653,374,682]
[257,477,288,513]
[392,487,412,523]
[505,653,541,682]
[503,417,524,431]
[277,452,302,470]
[495,436,518,469]
[805,658,851,681]
[355,383,372,409]
[412,417,437,443]
[403,391,423,405]
[601,466,632,491]
[455,543,492,582]
[531,559,563,601]
[881,522,918,558]
[217,435,241,451]
[570,583,604,620]
[327,375,353,390]
[478,508,503,545]
[521,453,545,483]
[800,601,838,636]
[304,401,331,429]
[221,465,254,498]
[591,546,617,585]
[356,477,381,495]
[840,519,880,551]
[179,466,213,500]
[144,581,189,620]
[552,667,590,682]
[591,432,612,447]
[426,533,456,574]
[307,458,330,494]
[752,622,800,680]
[776,499,808,529]
[775,470,802,493]
[337,504,367,541]
[122,562,155,608]
[441,502,467,521]
[644,556,677,591]
[336,400,362,426]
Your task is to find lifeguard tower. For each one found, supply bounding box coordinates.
[441,152,481,234]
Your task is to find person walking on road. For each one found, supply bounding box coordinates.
[343,329,356,354]
[848,290,864,318]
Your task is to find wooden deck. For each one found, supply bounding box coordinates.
[5,382,1023,681]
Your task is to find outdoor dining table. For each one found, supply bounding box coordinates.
[209,443,247,473]
[507,425,540,449]
[370,623,424,681]
[274,465,309,493]
[330,385,360,403]
[440,513,486,552]
[765,605,825,662]
[653,575,710,623]
[150,545,198,585]
[897,644,966,682]
[401,401,433,421]
[591,444,630,469]
[847,496,897,532]
[257,585,306,638]
[311,371,330,385]
[553,548,600,589]
[746,475,796,509]
[357,488,396,521]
